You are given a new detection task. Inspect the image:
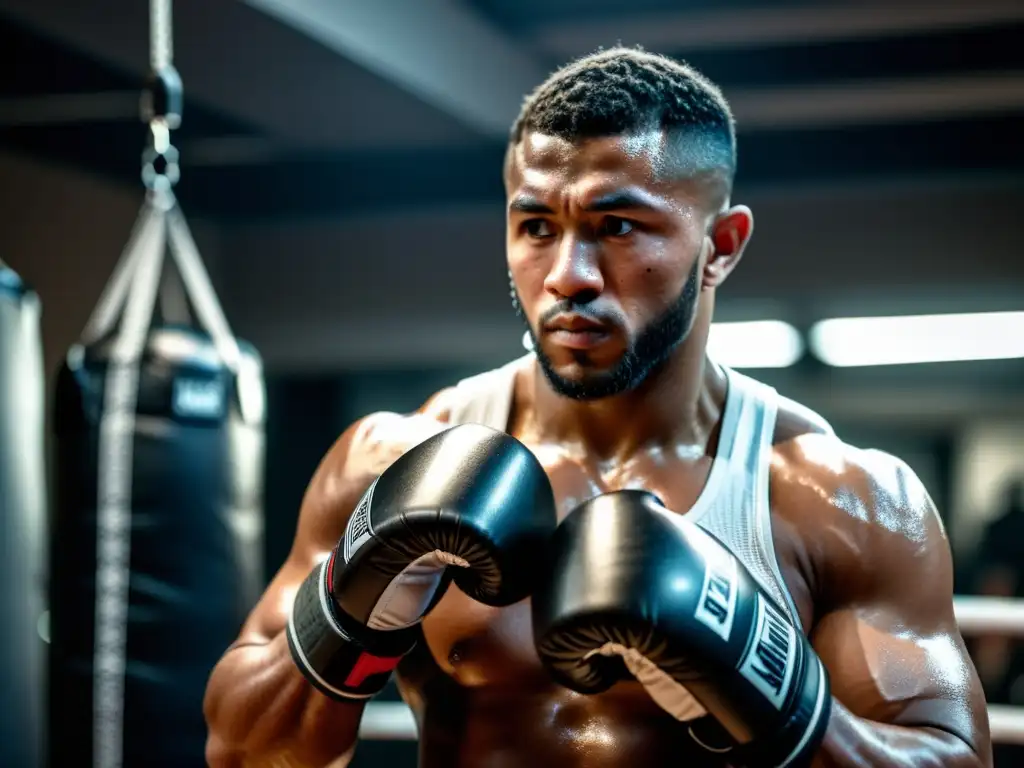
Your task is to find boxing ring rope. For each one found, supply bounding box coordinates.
[952,596,1024,636]
[357,596,1024,745]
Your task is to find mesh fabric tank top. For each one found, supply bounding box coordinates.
[444,354,803,634]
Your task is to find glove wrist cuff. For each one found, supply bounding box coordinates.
[742,655,832,768]
[772,656,831,768]
[287,559,416,701]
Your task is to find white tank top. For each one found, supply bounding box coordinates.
[444,354,803,633]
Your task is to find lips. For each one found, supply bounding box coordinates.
[544,314,608,333]
[542,314,612,351]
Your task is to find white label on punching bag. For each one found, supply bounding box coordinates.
[738,595,797,710]
[343,478,378,564]
[694,549,738,642]
[172,377,225,419]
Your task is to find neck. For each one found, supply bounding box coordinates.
[530,317,728,461]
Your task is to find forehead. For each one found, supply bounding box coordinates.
[507,130,674,194]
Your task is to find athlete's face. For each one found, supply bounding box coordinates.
[506,130,751,400]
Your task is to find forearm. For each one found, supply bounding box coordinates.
[204,632,364,767]
[812,699,986,768]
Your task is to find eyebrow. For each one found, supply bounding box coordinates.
[508,190,666,215]
[508,195,552,215]
[586,190,663,213]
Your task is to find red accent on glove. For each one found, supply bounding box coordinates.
[344,652,404,687]
[325,550,337,596]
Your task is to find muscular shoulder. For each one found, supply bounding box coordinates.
[771,429,946,604]
[341,387,459,475]
[774,432,934,527]
[770,395,934,536]
[298,388,459,548]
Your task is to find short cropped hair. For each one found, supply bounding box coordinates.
[509,47,736,189]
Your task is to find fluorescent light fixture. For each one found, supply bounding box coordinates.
[809,311,1024,367]
[708,320,803,369]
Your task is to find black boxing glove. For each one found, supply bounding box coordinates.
[532,490,830,768]
[288,423,556,700]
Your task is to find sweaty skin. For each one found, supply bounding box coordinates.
[400,361,990,768]
[203,362,990,768]
[204,130,990,767]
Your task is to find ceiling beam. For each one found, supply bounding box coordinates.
[0,0,505,148]
[177,73,1024,166]
[240,0,547,139]
[2,0,1019,159]
[3,71,1016,143]
[535,1,1024,56]
[733,72,1024,131]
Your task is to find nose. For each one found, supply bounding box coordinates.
[543,236,603,303]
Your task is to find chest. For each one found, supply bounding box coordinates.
[409,442,814,691]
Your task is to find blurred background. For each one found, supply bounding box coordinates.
[0,0,1022,766]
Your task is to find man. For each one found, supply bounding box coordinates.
[204,48,991,767]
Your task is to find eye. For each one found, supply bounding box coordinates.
[600,217,635,238]
[523,219,555,239]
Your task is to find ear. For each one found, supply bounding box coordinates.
[703,205,754,289]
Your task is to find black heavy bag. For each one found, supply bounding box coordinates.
[48,194,266,768]
[0,262,46,768]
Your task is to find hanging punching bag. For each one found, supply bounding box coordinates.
[49,197,266,768]
[0,262,46,768]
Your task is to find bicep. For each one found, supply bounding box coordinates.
[812,606,984,744]
[810,484,988,751]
